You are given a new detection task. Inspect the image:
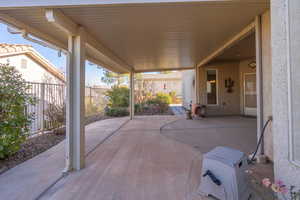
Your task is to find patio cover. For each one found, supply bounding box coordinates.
[0,0,269,73]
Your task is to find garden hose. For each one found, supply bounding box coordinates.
[249,116,273,164]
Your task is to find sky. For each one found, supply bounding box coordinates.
[0,23,105,86]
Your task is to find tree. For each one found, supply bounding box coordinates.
[101,69,128,86]
[0,64,36,158]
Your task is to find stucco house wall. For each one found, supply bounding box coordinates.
[271,0,300,195]
[198,62,241,116]
[0,54,64,84]
[261,10,273,161]
[181,10,274,161]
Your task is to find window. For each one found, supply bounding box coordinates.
[206,69,218,105]
[20,58,27,69]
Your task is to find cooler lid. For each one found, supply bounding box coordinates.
[204,146,245,167]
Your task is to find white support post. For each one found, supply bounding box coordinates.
[129,71,135,120]
[255,15,264,156]
[195,65,200,104]
[65,28,86,172]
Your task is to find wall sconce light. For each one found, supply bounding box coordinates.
[248,61,256,69]
[225,78,234,93]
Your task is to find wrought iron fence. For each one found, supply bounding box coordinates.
[26,82,65,135]
[25,82,108,136]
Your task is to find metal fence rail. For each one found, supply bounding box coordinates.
[26,82,65,135]
[25,82,108,136]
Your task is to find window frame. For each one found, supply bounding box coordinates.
[205,68,219,106]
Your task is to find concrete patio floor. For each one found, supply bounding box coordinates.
[0,115,262,200]
[161,116,257,154]
[0,117,130,200]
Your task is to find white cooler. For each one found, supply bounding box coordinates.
[198,146,252,200]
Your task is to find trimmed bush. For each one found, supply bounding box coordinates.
[105,86,129,108]
[155,92,172,105]
[105,107,129,117]
[0,64,36,159]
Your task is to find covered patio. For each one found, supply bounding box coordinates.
[0,0,269,172]
[0,1,283,200]
[0,115,262,200]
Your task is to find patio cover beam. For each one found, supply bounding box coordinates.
[45,9,133,72]
[197,21,255,67]
[0,13,67,51]
[0,0,270,9]
[134,67,194,73]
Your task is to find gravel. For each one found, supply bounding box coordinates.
[0,132,65,175]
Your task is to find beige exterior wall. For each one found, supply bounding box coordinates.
[271,0,300,193]
[261,10,273,161]
[0,54,64,84]
[199,62,240,116]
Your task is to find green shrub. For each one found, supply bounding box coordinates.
[0,64,36,158]
[155,92,172,105]
[143,92,171,113]
[105,86,129,108]
[105,107,129,117]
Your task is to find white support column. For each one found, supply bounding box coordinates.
[255,15,264,155]
[195,65,200,104]
[129,71,135,120]
[65,28,86,172]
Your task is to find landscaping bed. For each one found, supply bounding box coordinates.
[0,132,65,174]
[135,106,174,115]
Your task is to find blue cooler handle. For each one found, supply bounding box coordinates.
[203,170,222,186]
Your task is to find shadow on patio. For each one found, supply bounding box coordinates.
[161,116,257,154]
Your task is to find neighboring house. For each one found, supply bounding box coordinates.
[135,72,182,97]
[0,43,65,134]
[0,43,65,84]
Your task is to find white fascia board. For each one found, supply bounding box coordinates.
[86,37,133,72]
[0,0,269,9]
[0,13,67,51]
[197,21,255,67]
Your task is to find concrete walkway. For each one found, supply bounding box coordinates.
[39,115,207,200]
[0,117,129,200]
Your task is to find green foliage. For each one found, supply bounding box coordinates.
[155,92,172,105]
[105,107,129,117]
[135,92,171,114]
[105,86,129,108]
[0,64,36,158]
[101,70,128,86]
